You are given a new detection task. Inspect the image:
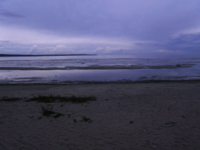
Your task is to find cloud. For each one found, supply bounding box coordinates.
[0,0,199,56]
[0,24,132,46]
[95,47,132,54]
[0,10,25,18]
[157,50,183,54]
[132,32,200,52]
[29,45,38,54]
[163,33,200,52]
[1,0,200,40]
[0,41,28,54]
[49,45,73,54]
[27,44,91,54]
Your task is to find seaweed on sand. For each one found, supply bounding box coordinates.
[27,95,96,103]
[41,105,64,118]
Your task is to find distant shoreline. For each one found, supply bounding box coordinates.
[0,54,96,57]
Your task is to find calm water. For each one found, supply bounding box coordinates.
[0,55,200,84]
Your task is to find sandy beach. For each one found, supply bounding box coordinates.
[0,82,200,150]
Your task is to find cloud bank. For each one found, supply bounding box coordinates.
[0,0,199,57]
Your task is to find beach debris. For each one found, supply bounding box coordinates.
[41,105,64,118]
[0,96,21,102]
[54,113,64,119]
[165,121,176,127]
[181,115,186,118]
[38,117,42,120]
[73,116,93,123]
[67,114,71,118]
[81,116,93,123]
[26,95,96,103]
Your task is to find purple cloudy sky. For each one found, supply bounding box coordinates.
[0,0,200,57]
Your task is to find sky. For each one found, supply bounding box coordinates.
[0,0,200,57]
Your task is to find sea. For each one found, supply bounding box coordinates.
[0,55,200,84]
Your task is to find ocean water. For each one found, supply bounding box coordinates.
[0,55,200,84]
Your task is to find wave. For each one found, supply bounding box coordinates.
[0,64,194,70]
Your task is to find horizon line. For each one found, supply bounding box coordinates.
[0,54,97,57]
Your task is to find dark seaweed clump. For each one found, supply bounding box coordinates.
[26,95,96,103]
[0,97,21,102]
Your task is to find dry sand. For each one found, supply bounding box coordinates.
[0,82,200,150]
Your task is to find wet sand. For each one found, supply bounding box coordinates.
[0,82,200,149]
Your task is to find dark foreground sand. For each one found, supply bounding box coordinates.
[0,82,200,150]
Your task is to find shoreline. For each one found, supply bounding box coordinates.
[1,64,199,84]
[1,79,200,85]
